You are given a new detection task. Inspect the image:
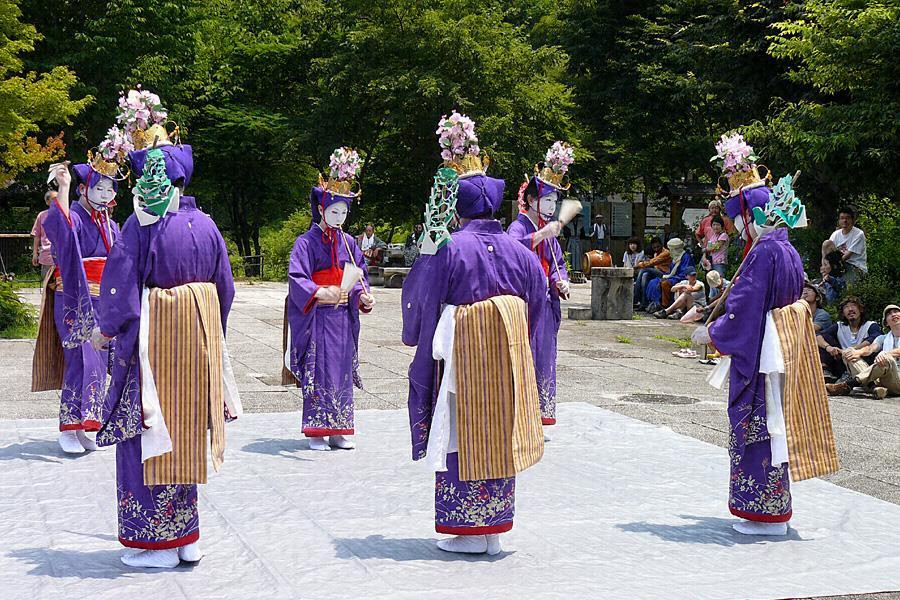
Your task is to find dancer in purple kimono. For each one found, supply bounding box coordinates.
[286,147,374,451]
[694,136,804,536]
[43,159,120,454]
[403,113,547,555]
[506,142,574,432]
[93,140,238,568]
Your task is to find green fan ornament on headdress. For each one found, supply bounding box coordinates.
[753,171,807,230]
[133,148,178,226]
[419,166,459,255]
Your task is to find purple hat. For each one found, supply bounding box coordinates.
[456,175,505,219]
[310,187,354,223]
[724,184,769,221]
[129,144,194,189]
[72,163,118,192]
[530,175,563,198]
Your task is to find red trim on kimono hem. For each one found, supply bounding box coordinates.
[59,423,84,432]
[436,522,513,535]
[304,292,318,314]
[55,199,72,227]
[541,418,556,426]
[303,428,354,437]
[119,530,200,550]
[81,420,101,432]
[729,507,792,523]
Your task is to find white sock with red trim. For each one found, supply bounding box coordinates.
[329,435,355,450]
[58,431,84,454]
[732,520,788,536]
[308,437,331,451]
[120,548,180,568]
[437,535,488,554]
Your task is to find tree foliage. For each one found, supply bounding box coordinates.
[0,0,88,183]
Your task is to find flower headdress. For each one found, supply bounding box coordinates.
[518,141,575,213]
[86,125,132,180]
[711,132,769,197]
[116,86,179,150]
[436,111,489,178]
[318,146,362,198]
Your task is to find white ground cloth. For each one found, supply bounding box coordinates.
[2,403,900,600]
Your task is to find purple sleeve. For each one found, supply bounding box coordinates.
[212,228,235,331]
[288,236,319,315]
[548,236,568,288]
[99,218,143,338]
[344,233,370,309]
[522,249,549,344]
[708,251,769,359]
[506,220,531,247]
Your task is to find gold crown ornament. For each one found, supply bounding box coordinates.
[535,164,571,191]
[131,121,181,150]
[445,153,490,179]
[318,172,362,199]
[87,148,130,181]
[717,164,772,198]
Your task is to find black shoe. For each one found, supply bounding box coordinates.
[654,309,668,319]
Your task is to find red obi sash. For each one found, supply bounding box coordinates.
[311,266,343,287]
[53,257,106,295]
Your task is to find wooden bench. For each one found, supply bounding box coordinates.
[381,267,411,288]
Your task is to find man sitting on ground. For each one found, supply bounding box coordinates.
[802,281,832,333]
[654,267,705,320]
[827,305,900,398]
[817,297,881,385]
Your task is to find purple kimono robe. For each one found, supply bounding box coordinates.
[43,199,119,431]
[96,195,235,549]
[402,219,547,534]
[708,228,803,523]
[287,224,368,437]
[507,213,568,424]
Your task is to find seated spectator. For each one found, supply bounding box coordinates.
[814,250,846,305]
[633,237,671,310]
[822,206,867,285]
[694,270,731,323]
[645,238,693,312]
[700,216,729,278]
[694,199,734,244]
[357,223,387,267]
[827,305,900,398]
[404,223,424,248]
[802,281,832,333]
[816,297,881,384]
[653,267,705,320]
[622,236,645,269]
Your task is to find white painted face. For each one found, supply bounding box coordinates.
[322,201,349,228]
[84,177,116,209]
[538,192,559,220]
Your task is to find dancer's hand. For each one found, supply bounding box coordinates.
[91,327,111,350]
[533,221,562,246]
[360,292,375,310]
[556,280,570,298]
[691,325,711,345]
[315,285,341,304]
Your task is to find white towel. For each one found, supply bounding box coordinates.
[426,305,458,472]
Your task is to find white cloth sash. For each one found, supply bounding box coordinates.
[426,305,458,472]
[760,311,789,466]
[138,286,243,462]
[883,332,898,352]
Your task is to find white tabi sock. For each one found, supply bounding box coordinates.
[178,541,203,562]
[328,435,356,450]
[436,535,488,554]
[308,437,331,451]
[76,429,99,451]
[120,548,180,568]
[58,431,84,454]
[486,534,502,555]
[732,520,789,536]
[543,430,551,442]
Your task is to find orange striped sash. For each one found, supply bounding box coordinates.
[772,300,840,481]
[453,295,543,481]
[143,282,227,486]
[31,273,64,392]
